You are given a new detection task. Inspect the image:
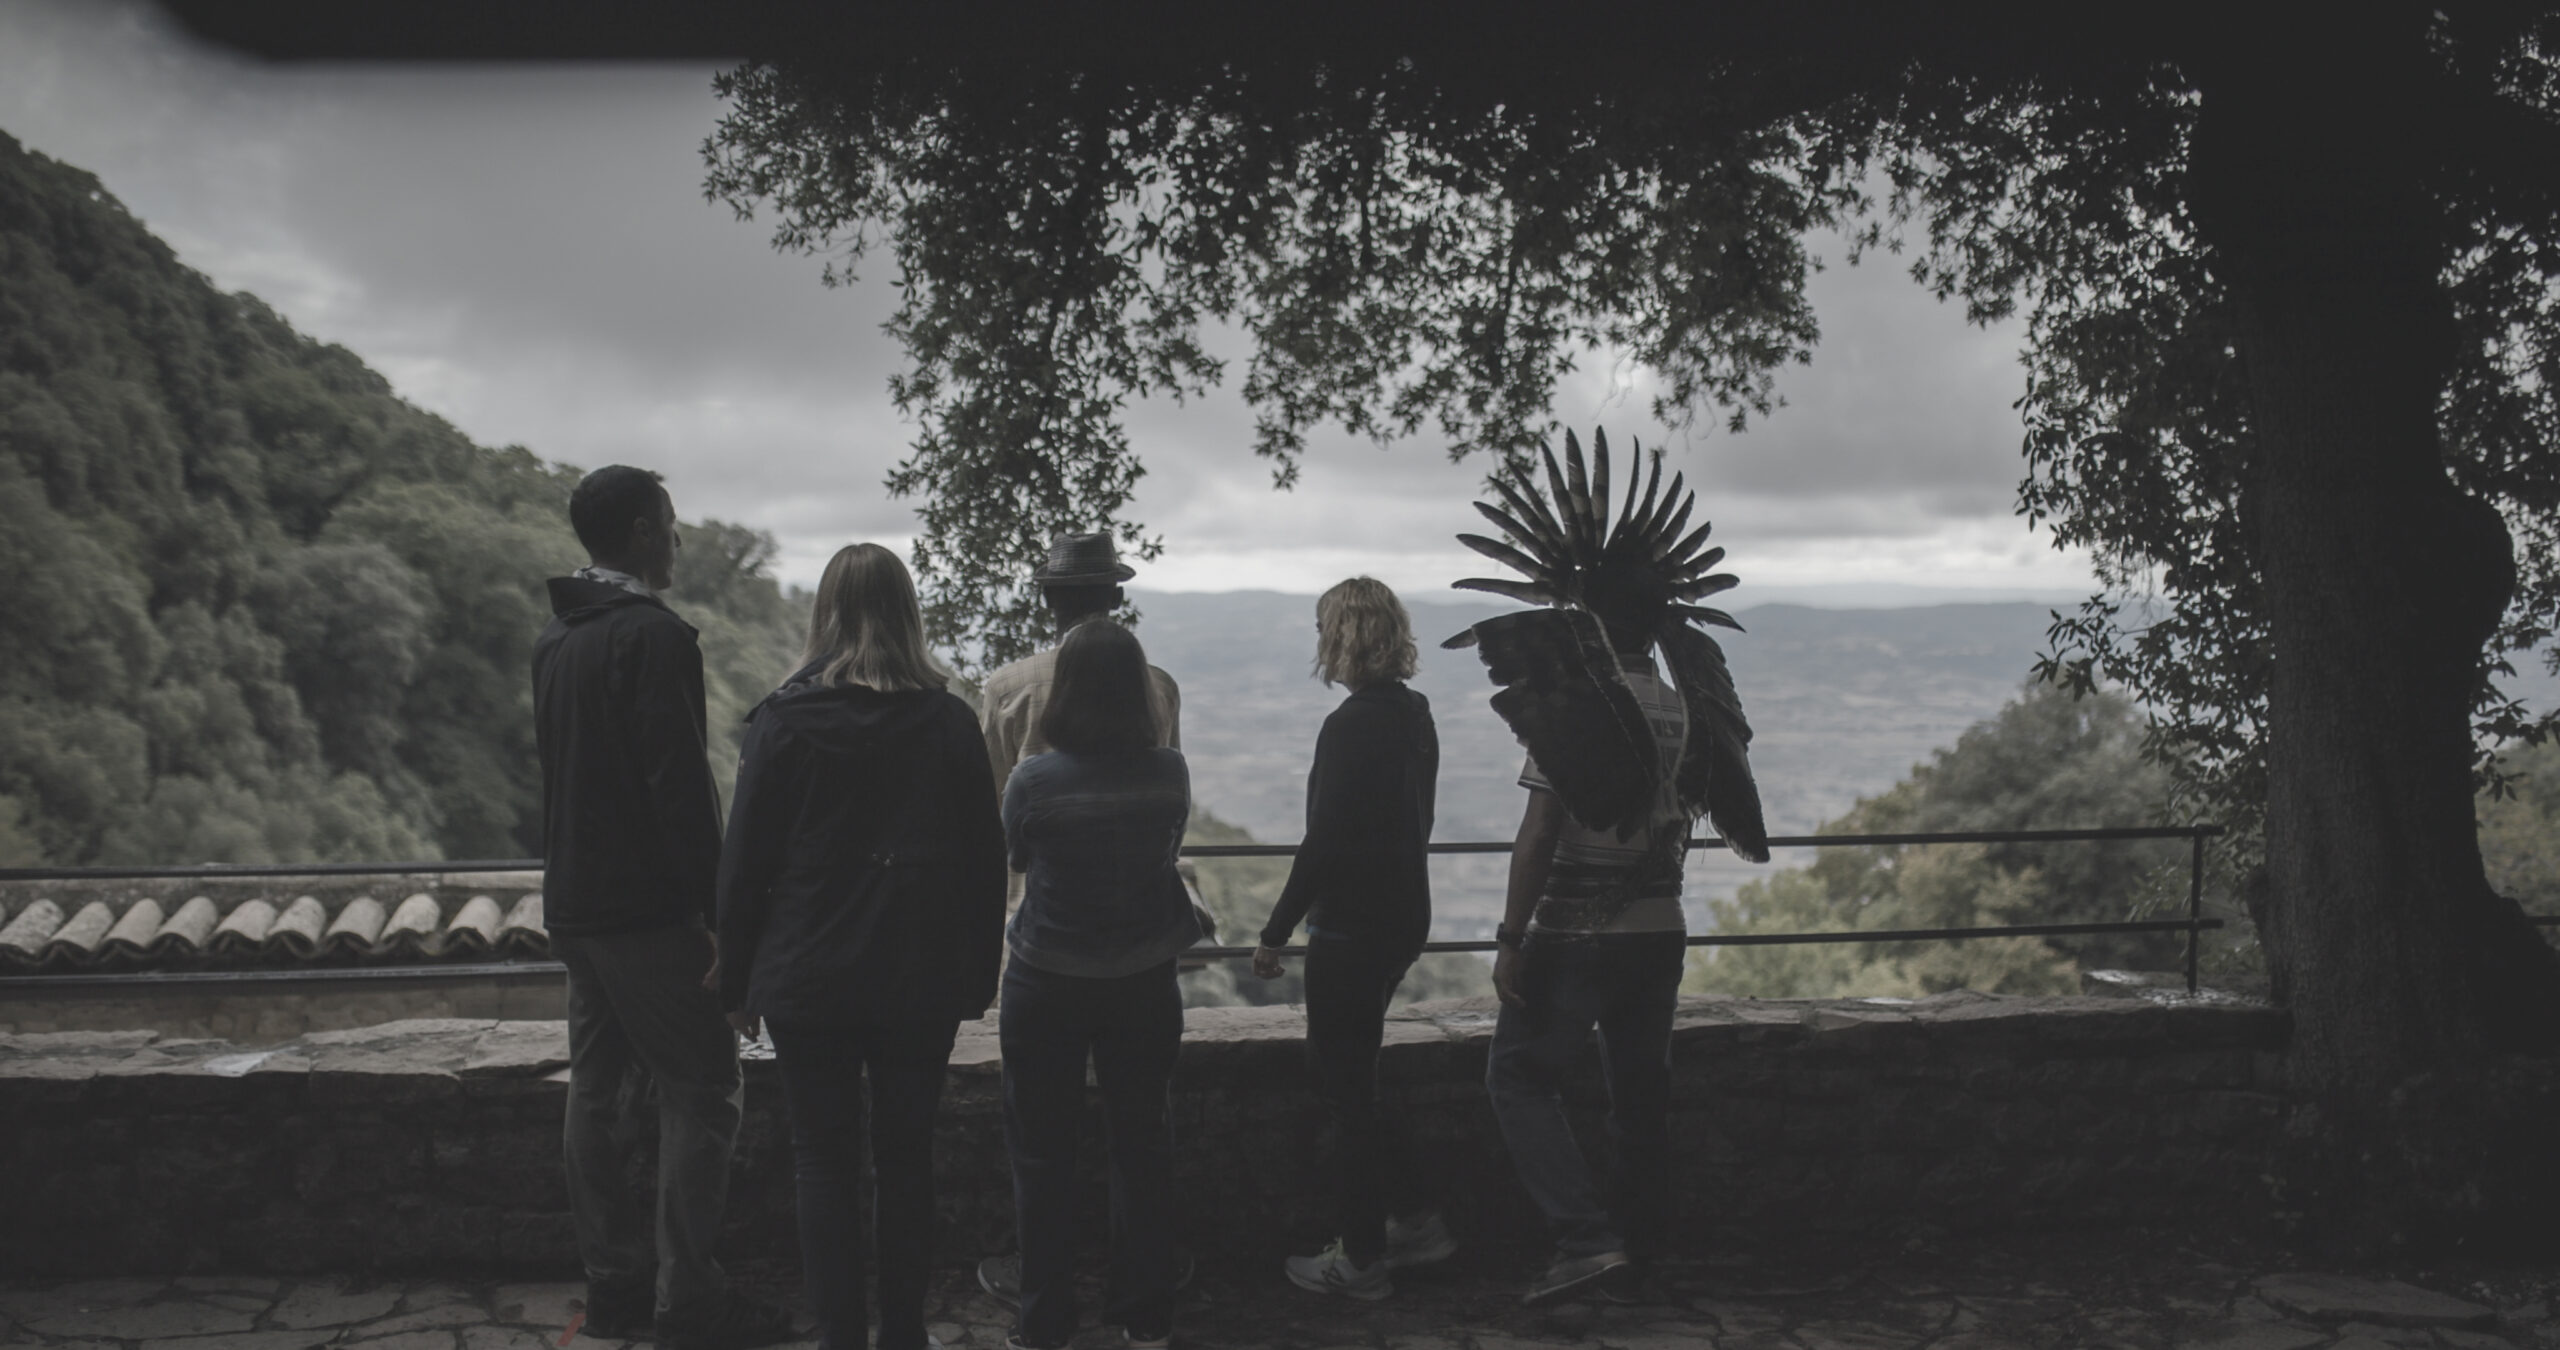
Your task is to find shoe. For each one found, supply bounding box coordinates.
[976,1255,1021,1308]
[1003,1337,1065,1350]
[980,1251,1197,1309]
[1284,1240,1394,1300]
[655,1291,798,1350]
[579,1276,653,1340]
[1523,1250,1631,1306]
[1120,1330,1171,1349]
[1595,1259,1652,1305]
[1382,1211,1458,1270]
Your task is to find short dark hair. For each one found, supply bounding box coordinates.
[1042,583,1123,625]
[569,465,667,559]
[1039,620,1158,754]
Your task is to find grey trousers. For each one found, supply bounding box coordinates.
[557,924,744,1318]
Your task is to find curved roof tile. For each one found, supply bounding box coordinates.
[441,895,505,957]
[44,901,116,965]
[152,896,222,956]
[0,884,556,973]
[376,893,443,958]
[268,896,330,960]
[101,899,166,962]
[0,899,64,966]
[210,897,278,955]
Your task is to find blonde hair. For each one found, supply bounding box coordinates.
[803,544,950,692]
[1314,577,1418,688]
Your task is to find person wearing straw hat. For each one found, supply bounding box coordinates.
[975,531,1192,1310]
[979,532,1184,904]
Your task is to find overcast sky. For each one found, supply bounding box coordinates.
[0,0,2097,605]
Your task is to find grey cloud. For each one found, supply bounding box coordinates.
[0,0,2082,600]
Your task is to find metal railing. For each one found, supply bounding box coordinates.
[0,824,2234,993]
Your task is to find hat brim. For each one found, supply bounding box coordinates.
[1033,563,1137,585]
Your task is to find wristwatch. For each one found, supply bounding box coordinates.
[1494,924,1527,951]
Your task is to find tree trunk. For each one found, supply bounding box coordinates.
[2188,11,2560,1231]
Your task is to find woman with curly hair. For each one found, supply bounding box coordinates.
[1253,577,1455,1298]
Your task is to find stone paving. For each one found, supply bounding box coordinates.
[4,1230,2557,1350]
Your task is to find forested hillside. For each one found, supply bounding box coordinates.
[0,132,802,866]
[1687,683,2205,998]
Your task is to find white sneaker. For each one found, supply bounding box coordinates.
[1284,1240,1395,1300]
[1383,1211,1458,1269]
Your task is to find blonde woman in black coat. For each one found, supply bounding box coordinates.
[1251,577,1452,1298]
[717,543,1005,1350]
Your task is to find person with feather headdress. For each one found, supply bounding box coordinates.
[1442,428,1771,1305]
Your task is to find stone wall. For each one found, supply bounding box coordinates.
[0,968,567,1040]
[0,992,2291,1277]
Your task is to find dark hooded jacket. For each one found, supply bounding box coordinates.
[716,669,1006,1026]
[532,576,724,937]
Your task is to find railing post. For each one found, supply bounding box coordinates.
[2185,829,2206,994]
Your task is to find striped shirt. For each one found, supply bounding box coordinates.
[1519,653,1691,935]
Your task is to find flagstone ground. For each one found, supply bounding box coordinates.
[5,1230,2555,1350]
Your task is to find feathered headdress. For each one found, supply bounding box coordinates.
[1443,428,1771,862]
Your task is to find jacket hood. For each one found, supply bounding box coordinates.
[547,575,664,623]
[749,665,951,752]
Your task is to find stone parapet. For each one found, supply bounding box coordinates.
[0,991,2291,1276]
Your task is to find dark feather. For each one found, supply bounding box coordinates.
[1656,622,1770,862]
[1440,628,1479,649]
[1615,451,1663,545]
[1453,577,1559,606]
[1460,608,1658,836]
[1667,545,1727,581]
[1539,443,1586,566]
[1458,532,1554,585]
[1671,574,1740,601]
[1651,495,1695,563]
[1590,428,1612,549]
[1489,476,1573,565]
[1562,430,1599,562]
[1642,472,1688,543]
[1670,605,1744,631]
[1473,500,1544,552]
[1662,519,1717,570]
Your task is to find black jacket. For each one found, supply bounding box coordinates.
[1258,681,1439,954]
[716,673,1006,1026]
[532,577,725,937]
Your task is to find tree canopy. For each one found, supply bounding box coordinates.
[704,49,1876,667]
[0,132,803,866]
[702,12,2560,828]
[704,3,2560,1225]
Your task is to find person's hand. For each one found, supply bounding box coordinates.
[1493,945,1528,1007]
[1251,944,1286,980]
[726,1009,761,1042]
[698,930,720,993]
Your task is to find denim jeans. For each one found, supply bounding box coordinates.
[1000,959,1182,1347]
[555,925,744,1319]
[1302,936,1429,1265]
[767,1020,959,1350]
[1485,930,1685,1260]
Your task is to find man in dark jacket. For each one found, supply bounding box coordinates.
[532,465,790,1350]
